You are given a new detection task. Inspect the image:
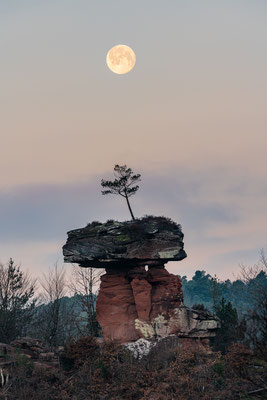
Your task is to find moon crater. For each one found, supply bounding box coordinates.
[106,45,136,75]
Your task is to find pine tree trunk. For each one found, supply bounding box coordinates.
[125,195,135,220]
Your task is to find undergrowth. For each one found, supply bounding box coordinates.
[1,338,266,400]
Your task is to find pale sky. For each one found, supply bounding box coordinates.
[0,0,267,281]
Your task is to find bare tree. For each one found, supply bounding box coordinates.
[101,164,141,220]
[0,258,37,343]
[38,264,68,347]
[69,265,103,336]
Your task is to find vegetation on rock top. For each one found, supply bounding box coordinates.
[86,215,182,231]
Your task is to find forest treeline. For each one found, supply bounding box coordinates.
[181,258,267,353]
[181,266,267,316]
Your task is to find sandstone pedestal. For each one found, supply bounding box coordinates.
[96,266,218,343]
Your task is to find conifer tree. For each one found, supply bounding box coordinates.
[0,258,36,343]
[101,164,141,220]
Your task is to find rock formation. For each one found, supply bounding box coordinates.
[63,216,218,343]
[63,216,186,268]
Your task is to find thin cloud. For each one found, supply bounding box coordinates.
[0,167,266,280]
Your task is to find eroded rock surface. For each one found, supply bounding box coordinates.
[96,267,218,343]
[63,216,186,268]
[96,272,139,342]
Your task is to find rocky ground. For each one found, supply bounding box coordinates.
[0,337,60,374]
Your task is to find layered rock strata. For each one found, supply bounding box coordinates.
[63,216,186,268]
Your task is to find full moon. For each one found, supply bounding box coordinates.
[106,45,136,74]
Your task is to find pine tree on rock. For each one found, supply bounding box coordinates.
[101,164,141,220]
